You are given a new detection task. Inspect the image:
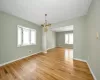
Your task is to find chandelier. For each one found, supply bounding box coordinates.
[41,14,51,32]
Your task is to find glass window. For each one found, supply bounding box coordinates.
[23,28,30,45]
[69,33,73,44]
[17,25,36,47]
[65,34,68,44]
[65,33,73,44]
[31,30,36,44]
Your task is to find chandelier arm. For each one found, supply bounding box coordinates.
[41,14,51,32]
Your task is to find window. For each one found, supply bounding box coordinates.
[65,33,73,44]
[23,27,30,45]
[17,25,36,47]
[31,30,36,44]
[69,33,73,44]
[65,34,68,44]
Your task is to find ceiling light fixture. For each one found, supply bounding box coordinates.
[41,14,51,32]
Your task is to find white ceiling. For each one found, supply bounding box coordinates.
[51,25,74,32]
[0,0,92,25]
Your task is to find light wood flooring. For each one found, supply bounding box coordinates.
[0,48,94,80]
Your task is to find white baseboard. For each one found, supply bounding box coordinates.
[0,51,42,67]
[86,62,97,80]
[73,58,87,62]
[56,46,73,49]
[47,47,55,50]
[42,47,55,53]
[0,50,97,80]
[0,47,55,67]
[73,58,97,80]
[56,46,63,48]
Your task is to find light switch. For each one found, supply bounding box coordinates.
[96,32,99,39]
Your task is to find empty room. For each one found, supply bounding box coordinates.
[0,0,99,80]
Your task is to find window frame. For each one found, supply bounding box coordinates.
[17,25,36,47]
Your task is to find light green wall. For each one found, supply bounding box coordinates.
[86,0,100,79]
[53,16,87,60]
[0,11,42,64]
[47,29,56,49]
[56,31,73,49]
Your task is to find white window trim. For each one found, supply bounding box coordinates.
[17,25,36,47]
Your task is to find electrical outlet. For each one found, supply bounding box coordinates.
[29,50,32,53]
[96,32,99,39]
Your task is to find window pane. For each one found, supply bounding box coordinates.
[65,34,68,44]
[18,27,22,46]
[31,30,36,44]
[69,34,73,44]
[23,28,30,45]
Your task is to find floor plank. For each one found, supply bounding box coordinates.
[0,48,94,80]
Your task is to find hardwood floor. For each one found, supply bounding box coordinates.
[0,48,94,80]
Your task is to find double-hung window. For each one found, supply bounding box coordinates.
[65,33,73,44]
[17,25,36,47]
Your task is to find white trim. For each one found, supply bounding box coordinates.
[0,50,97,80]
[47,47,55,51]
[17,43,36,47]
[0,48,55,67]
[42,47,55,54]
[17,25,36,47]
[73,58,97,80]
[73,58,87,62]
[56,46,73,49]
[86,62,97,80]
[0,51,42,67]
[17,25,36,32]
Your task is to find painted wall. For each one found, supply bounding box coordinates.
[52,16,86,60]
[86,0,100,79]
[56,31,73,49]
[47,29,56,49]
[0,11,42,64]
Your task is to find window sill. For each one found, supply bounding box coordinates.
[17,44,36,47]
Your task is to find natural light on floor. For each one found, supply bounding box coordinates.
[65,49,73,59]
